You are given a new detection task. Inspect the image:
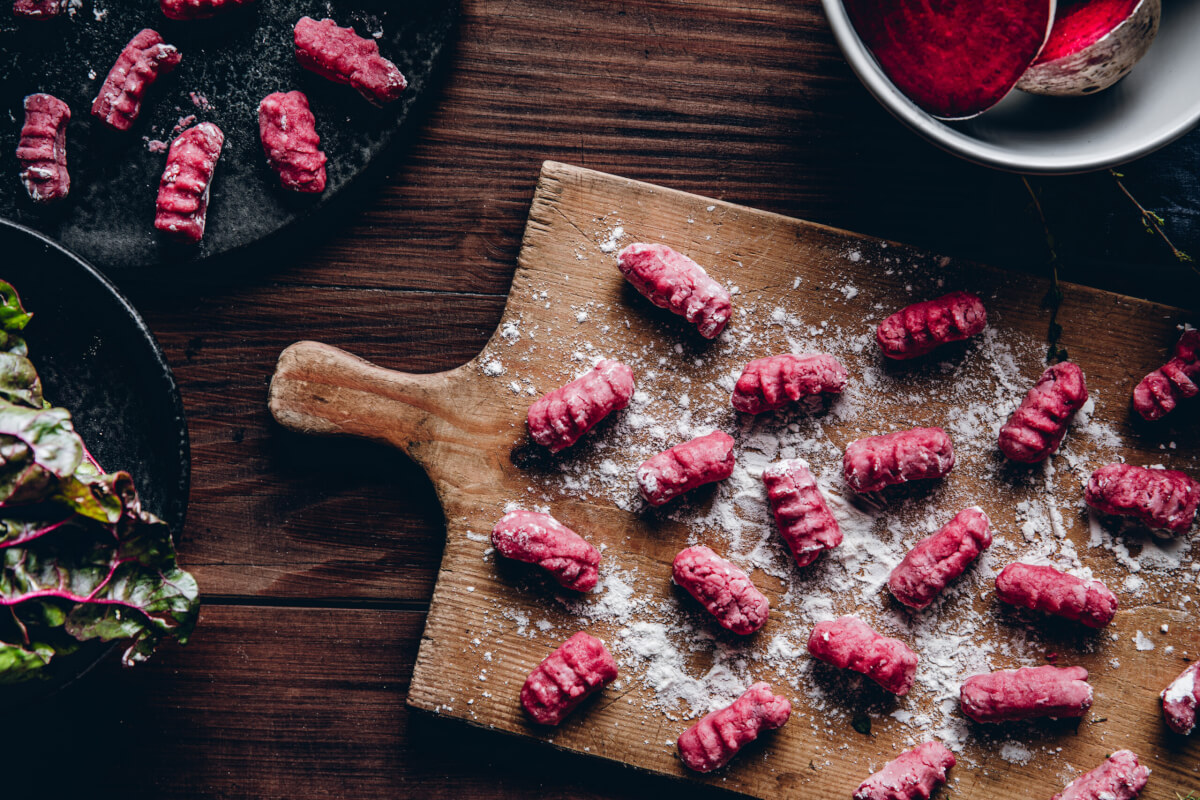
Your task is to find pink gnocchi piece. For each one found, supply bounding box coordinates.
[842,427,955,494]
[876,290,987,360]
[807,615,918,696]
[995,562,1118,629]
[154,122,224,244]
[676,682,791,773]
[1134,329,1200,421]
[761,459,842,568]
[293,16,408,106]
[161,0,254,20]
[853,740,956,800]
[1084,462,1200,535]
[520,631,618,726]
[672,545,769,635]
[16,93,70,204]
[959,665,1092,723]
[258,91,328,193]
[91,29,181,132]
[731,353,848,414]
[13,0,62,18]
[1052,750,1149,800]
[616,243,732,339]
[526,359,634,452]
[997,361,1089,463]
[888,507,991,611]
[491,510,600,592]
[1162,661,1200,735]
[637,430,734,506]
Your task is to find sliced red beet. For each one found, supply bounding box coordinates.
[1036,0,1139,61]
[844,0,1055,120]
[1017,0,1159,96]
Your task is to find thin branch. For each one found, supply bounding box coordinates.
[1021,176,1068,364]
[1109,169,1198,273]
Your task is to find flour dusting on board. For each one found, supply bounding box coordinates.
[457,208,1200,781]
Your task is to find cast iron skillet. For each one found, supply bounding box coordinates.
[0,0,457,271]
[0,218,190,704]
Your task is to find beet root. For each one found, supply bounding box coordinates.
[843,0,1054,119]
[1018,0,1161,96]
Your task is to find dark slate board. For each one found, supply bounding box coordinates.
[0,0,457,271]
[0,218,190,704]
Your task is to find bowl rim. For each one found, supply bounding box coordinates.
[821,0,1200,175]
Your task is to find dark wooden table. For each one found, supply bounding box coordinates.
[12,2,1199,797]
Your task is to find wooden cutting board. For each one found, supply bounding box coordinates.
[268,161,1199,799]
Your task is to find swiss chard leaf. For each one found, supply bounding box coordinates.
[0,639,54,682]
[0,403,84,505]
[0,282,32,334]
[0,510,78,548]
[0,518,199,667]
[0,352,43,408]
[0,283,200,682]
[0,332,28,357]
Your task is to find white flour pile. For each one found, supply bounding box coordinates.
[457,210,1200,780]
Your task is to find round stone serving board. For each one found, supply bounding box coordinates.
[0,218,190,704]
[0,0,457,271]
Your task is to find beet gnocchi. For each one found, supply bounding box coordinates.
[875,290,986,360]
[1162,661,1200,735]
[91,29,181,133]
[761,459,842,568]
[1084,462,1200,534]
[520,632,617,726]
[995,562,1118,629]
[676,682,791,773]
[491,510,600,593]
[12,0,62,19]
[672,545,769,635]
[16,93,70,204]
[960,665,1092,723]
[258,91,328,194]
[1052,750,1149,800]
[730,353,847,414]
[154,122,225,244]
[997,361,1088,463]
[1133,329,1200,421]
[616,243,732,339]
[526,359,634,453]
[888,507,991,611]
[294,16,408,106]
[808,615,918,695]
[637,430,734,506]
[842,427,955,494]
[160,0,255,20]
[853,741,955,800]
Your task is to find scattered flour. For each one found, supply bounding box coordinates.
[461,228,1199,775]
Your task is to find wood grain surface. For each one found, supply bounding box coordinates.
[13,1,1200,798]
[268,161,1198,799]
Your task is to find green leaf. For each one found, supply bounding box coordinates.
[0,282,32,334]
[0,639,54,682]
[0,403,84,505]
[851,713,871,735]
[0,332,28,357]
[0,352,43,408]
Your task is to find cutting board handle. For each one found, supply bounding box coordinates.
[268,340,468,465]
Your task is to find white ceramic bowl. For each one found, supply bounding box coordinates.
[822,0,1200,174]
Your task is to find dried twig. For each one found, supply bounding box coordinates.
[1110,169,1198,273]
[1021,176,1068,363]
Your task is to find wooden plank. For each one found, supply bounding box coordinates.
[8,604,737,800]
[267,161,1199,798]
